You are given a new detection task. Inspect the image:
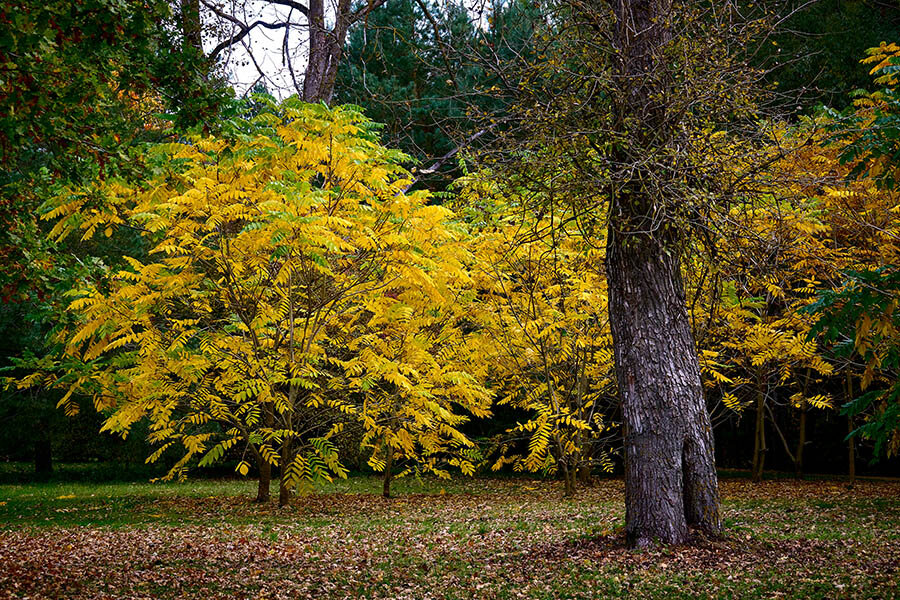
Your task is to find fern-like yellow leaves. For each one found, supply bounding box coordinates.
[36,100,490,489]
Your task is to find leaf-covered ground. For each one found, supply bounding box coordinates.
[1,476,898,599]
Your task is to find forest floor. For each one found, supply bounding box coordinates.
[0,475,898,599]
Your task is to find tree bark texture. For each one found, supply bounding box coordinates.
[302,0,352,103]
[607,231,722,546]
[607,0,722,547]
[256,458,272,503]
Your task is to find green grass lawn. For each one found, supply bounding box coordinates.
[1,475,898,599]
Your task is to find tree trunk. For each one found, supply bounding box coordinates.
[751,374,766,482]
[607,0,721,548]
[254,403,275,503]
[278,436,294,507]
[607,231,721,547]
[302,0,352,103]
[793,369,811,478]
[561,461,576,497]
[382,443,393,499]
[578,465,593,487]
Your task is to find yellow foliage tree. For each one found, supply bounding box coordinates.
[19,99,489,504]
[459,176,617,497]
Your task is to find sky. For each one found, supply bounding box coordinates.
[201,0,495,98]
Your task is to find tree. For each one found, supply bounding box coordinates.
[349,293,493,498]
[459,173,618,496]
[468,0,797,543]
[199,0,388,101]
[334,0,544,189]
[334,0,478,186]
[16,99,486,504]
[752,0,900,112]
[0,0,237,474]
[805,43,900,461]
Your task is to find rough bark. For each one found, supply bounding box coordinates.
[607,0,722,548]
[302,0,353,102]
[607,230,721,546]
[256,459,272,503]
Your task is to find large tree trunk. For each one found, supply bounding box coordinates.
[608,0,722,548]
[607,231,722,547]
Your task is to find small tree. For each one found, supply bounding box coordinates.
[460,176,618,497]
[19,99,476,504]
[347,293,493,498]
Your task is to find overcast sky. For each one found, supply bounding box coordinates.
[203,0,494,99]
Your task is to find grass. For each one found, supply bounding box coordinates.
[1,475,898,599]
